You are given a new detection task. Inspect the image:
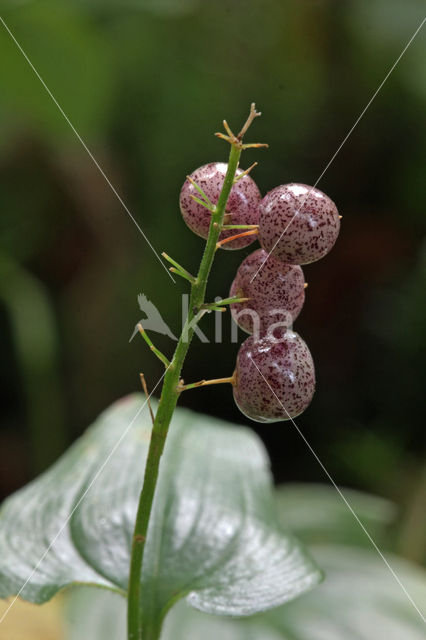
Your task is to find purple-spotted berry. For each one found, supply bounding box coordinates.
[229,248,305,334]
[233,330,315,422]
[259,183,340,265]
[180,162,261,249]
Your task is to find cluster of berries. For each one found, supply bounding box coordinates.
[180,163,340,423]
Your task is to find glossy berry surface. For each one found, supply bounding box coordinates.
[258,183,340,265]
[229,248,305,334]
[233,330,315,423]
[180,162,262,249]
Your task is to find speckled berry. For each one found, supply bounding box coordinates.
[233,330,315,423]
[180,162,262,249]
[229,248,305,334]
[258,183,340,265]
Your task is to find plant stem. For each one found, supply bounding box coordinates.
[216,228,259,249]
[161,252,196,283]
[203,295,250,307]
[221,224,259,230]
[127,142,242,640]
[178,376,235,391]
[137,324,170,368]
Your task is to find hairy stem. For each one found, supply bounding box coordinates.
[127,142,242,640]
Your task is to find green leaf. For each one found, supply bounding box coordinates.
[266,545,426,639]
[0,394,320,621]
[267,484,426,638]
[65,543,426,640]
[66,588,127,640]
[274,483,396,547]
[62,483,426,639]
[65,587,283,640]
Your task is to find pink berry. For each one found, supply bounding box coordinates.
[180,162,261,249]
[229,248,305,335]
[258,183,340,265]
[233,330,315,423]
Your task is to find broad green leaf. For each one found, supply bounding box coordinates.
[0,394,320,622]
[65,544,426,640]
[65,587,283,640]
[62,484,426,639]
[275,483,396,547]
[266,545,426,640]
[66,588,127,640]
[268,485,426,638]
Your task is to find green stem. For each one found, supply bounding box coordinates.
[221,224,259,230]
[127,143,241,640]
[168,267,195,283]
[186,175,215,209]
[161,252,196,283]
[137,324,170,368]
[178,376,235,391]
[202,295,250,310]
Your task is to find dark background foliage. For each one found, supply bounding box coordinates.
[0,0,425,564]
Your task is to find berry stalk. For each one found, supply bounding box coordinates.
[215,227,259,249]
[127,139,244,640]
[177,375,235,391]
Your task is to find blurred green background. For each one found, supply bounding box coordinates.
[0,0,425,566]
